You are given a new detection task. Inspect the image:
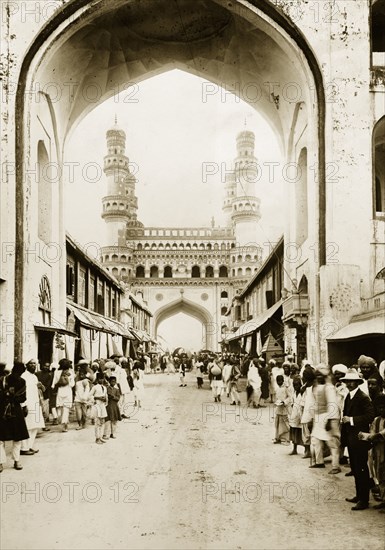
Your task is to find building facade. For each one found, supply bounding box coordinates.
[225,237,285,360]
[100,122,263,351]
[1,0,384,365]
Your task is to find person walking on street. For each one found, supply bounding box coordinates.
[36,362,53,428]
[258,357,269,407]
[247,359,262,408]
[195,357,204,389]
[52,359,75,433]
[179,360,187,387]
[222,358,232,398]
[103,375,121,440]
[74,369,91,430]
[0,362,30,471]
[208,357,223,402]
[229,360,241,406]
[133,367,144,408]
[89,372,108,444]
[309,365,341,474]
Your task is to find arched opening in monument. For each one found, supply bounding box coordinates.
[153,297,213,350]
[14,0,325,356]
[157,313,204,351]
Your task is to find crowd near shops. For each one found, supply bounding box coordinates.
[0,354,149,469]
[1,349,384,515]
[192,351,384,514]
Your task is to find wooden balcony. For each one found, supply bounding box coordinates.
[282,293,309,328]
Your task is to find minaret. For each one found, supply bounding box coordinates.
[231,129,261,245]
[101,118,140,281]
[101,117,139,244]
[228,128,262,278]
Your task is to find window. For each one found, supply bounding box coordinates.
[38,276,51,325]
[205,266,214,278]
[221,291,228,298]
[221,306,227,315]
[372,0,385,59]
[78,267,87,307]
[66,260,75,297]
[164,266,173,278]
[150,265,159,278]
[191,265,200,278]
[136,265,145,278]
[219,266,228,277]
[374,116,385,214]
[96,280,104,315]
[89,275,95,311]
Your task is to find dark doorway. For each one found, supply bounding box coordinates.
[37,331,54,365]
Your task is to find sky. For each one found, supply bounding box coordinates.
[64,70,283,350]
[64,69,284,251]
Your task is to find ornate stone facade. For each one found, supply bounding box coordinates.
[100,123,263,350]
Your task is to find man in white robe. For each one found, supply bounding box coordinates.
[21,360,45,454]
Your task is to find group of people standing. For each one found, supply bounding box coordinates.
[256,354,385,513]
[187,351,385,514]
[0,355,146,469]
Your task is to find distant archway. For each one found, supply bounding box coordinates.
[153,297,214,350]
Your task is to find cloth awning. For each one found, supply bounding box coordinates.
[129,328,152,342]
[227,300,283,342]
[327,314,385,342]
[67,303,134,339]
[34,323,77,337]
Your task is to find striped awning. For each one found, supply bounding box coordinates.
[67,303,134,339]
[227,300,283,342]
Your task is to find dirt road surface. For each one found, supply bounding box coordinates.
[1,373,384,549]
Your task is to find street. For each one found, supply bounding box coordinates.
[1,372,383,550]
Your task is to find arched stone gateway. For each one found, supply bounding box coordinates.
[12,0,327,361]
[153,298,214,350]
[6,0,382,365]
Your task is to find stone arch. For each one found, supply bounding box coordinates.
[13,0,326,359]
[154,297,214,349]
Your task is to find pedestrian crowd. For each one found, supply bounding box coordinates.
[1,348,384,515]
[0,354,147,470]
[187,351,385,514]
